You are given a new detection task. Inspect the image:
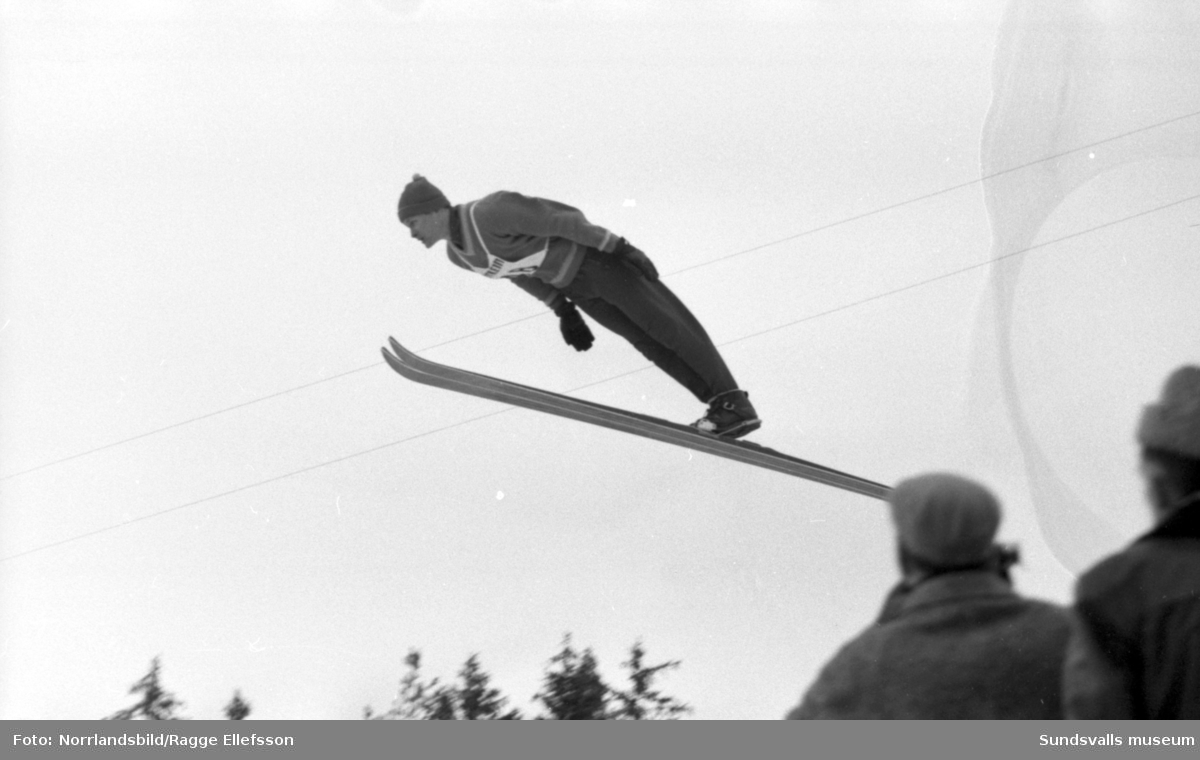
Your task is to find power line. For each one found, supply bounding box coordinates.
[0,363,655,564]
[0,408,508,563]
[4,108,1196,482]
[1,364,377,481]
[0,315,543,482]
[672,108,1200,275]
[727,192,1200,346]
[4,190,1193,565]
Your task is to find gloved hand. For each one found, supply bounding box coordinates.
[554,299,594,351]
[612,237,659,281]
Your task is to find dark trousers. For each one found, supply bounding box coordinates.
[560,252,739,403]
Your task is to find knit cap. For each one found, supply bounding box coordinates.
[1137,365,1200,460]
[397,174,450,222]
[888,473,1001,568]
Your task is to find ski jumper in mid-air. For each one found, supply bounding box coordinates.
[397,174,761,438]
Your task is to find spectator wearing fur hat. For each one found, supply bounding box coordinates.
[396,174,759,438]
[1063,365,1200,719]
[786,473,1072,719]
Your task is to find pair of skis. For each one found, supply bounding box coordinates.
[381,337,891,500]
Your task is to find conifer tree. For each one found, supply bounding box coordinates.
[457,654,521,720]
[365,650,447,720]
[533,635,611,720]
[425,688,458,720]
[223,690,252,720]
[105,657,186,720]
[610,641,692,720]
[366,635,691,720]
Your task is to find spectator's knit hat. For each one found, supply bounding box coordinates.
[888,473,1001,568]
[1138,365,1200,461]
[397,174,450,222]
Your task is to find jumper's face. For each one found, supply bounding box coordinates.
[403,212,443,248]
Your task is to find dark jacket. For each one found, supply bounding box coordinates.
[1064,501,1200,719]
[786,572,1071,719]
[445,193,619,308]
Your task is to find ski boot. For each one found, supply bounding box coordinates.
[691,389,761,439]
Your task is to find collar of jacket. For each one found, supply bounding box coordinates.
[896,571,1015,616]
[1141,495,1200,542]
[448,205,465,250]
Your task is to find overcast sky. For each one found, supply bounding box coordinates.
[1,0,1197,720]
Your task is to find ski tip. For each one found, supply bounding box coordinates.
[381,343,406,368]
